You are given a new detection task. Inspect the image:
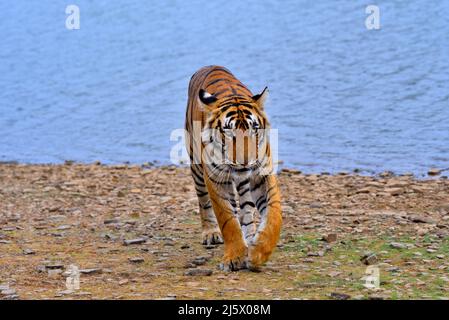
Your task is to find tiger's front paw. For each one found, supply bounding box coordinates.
[219,246,248,271]
[248,242,272,270]
[202,229,223,245]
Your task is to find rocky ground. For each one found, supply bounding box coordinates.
[0,163,448,300]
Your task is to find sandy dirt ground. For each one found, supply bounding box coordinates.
[0,163,448,300]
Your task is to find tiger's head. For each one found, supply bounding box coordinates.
[199,88,270,169]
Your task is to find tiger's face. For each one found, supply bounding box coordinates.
[199,88,269,168]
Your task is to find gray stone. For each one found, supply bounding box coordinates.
[184,269,213,276]
[123,238,146,245]
[45,262,64,269]
[330,292,351,300]
[23,248,35,255]
[389,242,412,249]
[409,215,436,224]
[129,257,145,263]
[428,168,441,176]
[361,253,378,265]
[79,268,103,274]
[192,256,208,266]
[1,289,15,296]
[322,233,337,243]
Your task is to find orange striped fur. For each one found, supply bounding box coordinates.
[185,66,282,271]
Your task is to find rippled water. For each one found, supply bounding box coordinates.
[1,0,448,175]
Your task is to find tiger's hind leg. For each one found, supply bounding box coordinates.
[190,164,223,245]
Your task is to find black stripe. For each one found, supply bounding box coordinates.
[218,105,233,112]
[236,83,249,90]
[206,78,227,88]
[195,188,208,197]
[255,195,266,208]
[240,201,255,208]
[266,185,276,195]
[208,176,232,185]
[213,89,229,96]
[239,188,250,197]
[237,178,250,190]
[191,167,205,187]
[251,177,267,192]
[204,67,233,79]
[225,110,238,118]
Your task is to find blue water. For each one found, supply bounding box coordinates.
[1,0,448,175]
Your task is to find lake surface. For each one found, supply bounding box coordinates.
[1,0,448,175]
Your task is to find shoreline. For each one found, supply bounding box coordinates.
[0,164,448,299]
[0,161,447,180]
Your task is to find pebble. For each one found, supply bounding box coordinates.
[389,242,413,249]
[192,256,208,266]
[45,262,64,269]
[104,233,118,240]
[79,268,103,274]
[356,187,375,194]
[185,269,213,276]
[57,225,72,230]
[330,292,351,300]
[385,188,404,196]
[428,168,441,176]
[1,288,16,296]
[322,233,337,243]
[104,218,120,225]
[409,215,435,224]
[23,248,35,255]
[57,290,74,296]
[281,168,301,174]
[309,202,323,209]
[361,253,379,265]
[368,295,385,300]
[327,271,341,277]
[379,171,394,178]
[123,238,147,246]
[386,267,400,272]
[129,257,145,263]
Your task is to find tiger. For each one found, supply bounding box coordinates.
[184,65,282,271]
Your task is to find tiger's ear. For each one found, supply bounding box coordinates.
[198,89,218,111]
[252,87,269,109]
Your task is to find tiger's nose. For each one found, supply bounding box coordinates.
[234,129,255,165]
